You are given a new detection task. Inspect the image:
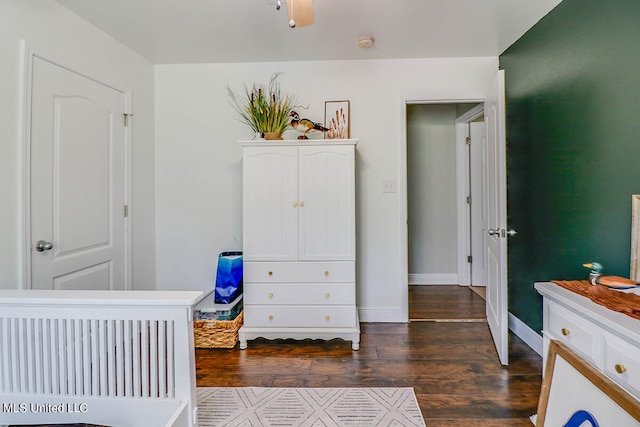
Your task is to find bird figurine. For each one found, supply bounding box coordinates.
[582,262,603,284]
[583,262,640,288]
[289,111,329,139]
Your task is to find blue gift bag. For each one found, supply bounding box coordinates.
[214,251,243,304]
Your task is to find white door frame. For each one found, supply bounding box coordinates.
[454,104,485,286]
[19,41,133,290]
[398,97,484,322]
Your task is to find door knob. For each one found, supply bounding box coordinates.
[35,240,53,252]
[487,228,501,236]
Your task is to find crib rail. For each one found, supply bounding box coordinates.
[0,290,202,427]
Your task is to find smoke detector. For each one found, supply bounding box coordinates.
[358,36,375,49]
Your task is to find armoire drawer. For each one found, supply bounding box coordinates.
[546,300,600,366]
[603,332,640,397]
[243,306,357,328]
[298,283,355,305]
[244,283,298,305]
[244,262,355,283]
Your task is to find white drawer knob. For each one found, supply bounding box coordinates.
[615,364,627,374]
[268,292,274,299]
[561,328,571,336]
[325,315,330,321]
[324,293,330,299]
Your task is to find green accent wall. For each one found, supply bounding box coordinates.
[500,0,640,332]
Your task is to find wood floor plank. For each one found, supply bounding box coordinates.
[418,393,539,419]
[409,374,542,396]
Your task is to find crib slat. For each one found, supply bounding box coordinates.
[124,319,132,397]
[31,318,39,394]
[34,318,43,394]
[158,320,166,398]
[99,319,107,396]
[0,318,8,392]
[63,318,70,395]
[82,319,90,394]
[107,320,115,397]
[72,319,81,394]
[150,320,158,397]
[91,319,98,396]
[17,318,26,393]
[142,320,149,398]
[117,320,123,397]
[167,320,175,399]
[116,320,127,396]
[12,319,18,393]
[133,320,141,397]
[54,319,62,394]
[0,319,3,392]
[25,318,33,393]
[115,319,123,397]
[65,319,74,394]
[44,319,58,394]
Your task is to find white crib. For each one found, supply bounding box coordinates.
[0,289,202,427]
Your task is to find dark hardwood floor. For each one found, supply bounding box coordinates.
[196,285,542,426]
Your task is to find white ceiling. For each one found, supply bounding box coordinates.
[54,0,562,65]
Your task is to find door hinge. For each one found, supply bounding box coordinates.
[124,205,129,217]
[123,113,133,127]
[466,196,472,205]
[466,136,471,145]
[467,255,473,263]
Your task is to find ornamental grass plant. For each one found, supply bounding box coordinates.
[226,72,297,135]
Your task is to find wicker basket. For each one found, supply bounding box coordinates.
[193,310,243,348]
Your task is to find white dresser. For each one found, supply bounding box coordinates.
[239,139,360,350]
[535,281,640,401]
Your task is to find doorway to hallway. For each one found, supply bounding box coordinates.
[405,103,486,319]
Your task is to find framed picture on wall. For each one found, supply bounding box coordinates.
[534,340,640,426]
[324,100,350,139]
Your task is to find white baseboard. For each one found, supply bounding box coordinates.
[409,273,458,285]
[508,312,543,356]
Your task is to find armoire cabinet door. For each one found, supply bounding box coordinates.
[298,145,355,260]
[243,146,298,261]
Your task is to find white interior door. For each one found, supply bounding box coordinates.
[30,56,127,290]
[484,70,509,365]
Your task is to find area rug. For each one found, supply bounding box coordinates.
[196,387,426,427]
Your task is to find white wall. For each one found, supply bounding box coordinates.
[0,0,156,289]
[407,104,458,284]
[155,57,498,321]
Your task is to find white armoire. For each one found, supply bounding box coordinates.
[238,139,360,350]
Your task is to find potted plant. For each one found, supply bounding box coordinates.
[226,72,297,140]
